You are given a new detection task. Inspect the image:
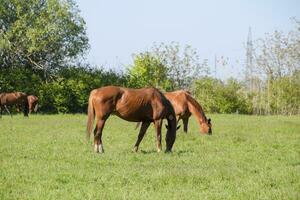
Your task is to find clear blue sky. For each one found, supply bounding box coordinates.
[75,0,300,79]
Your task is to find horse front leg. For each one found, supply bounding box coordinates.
[133,122,150,152]
[154,120,163,152]
[182,117,189,133]
[93,119,106,153]
[23,102,29,117]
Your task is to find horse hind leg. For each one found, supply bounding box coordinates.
[93,119,106,153]
[133,122,150,152]
[154,120,163,152]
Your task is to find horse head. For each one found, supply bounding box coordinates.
[201,118,212,135]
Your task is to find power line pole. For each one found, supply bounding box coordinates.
[246,27,261,114]
[246,27,253,92]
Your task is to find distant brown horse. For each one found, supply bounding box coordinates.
[86,86,179,153]
[27,95,39,113]
[164,90,212,134]
[0,92,29,117]
[137,90,212,134]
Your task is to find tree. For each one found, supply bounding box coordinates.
[0,0,89,81]
[151,42,210,90]
[193,77,252,114]
[250,18,300,114]
[34,66,129,113]
[127,52,171,90]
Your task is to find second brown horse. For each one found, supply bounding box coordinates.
[0,92,29,117]
[86,86,178,153]
[165,90,212,134]
[27,95,39,113]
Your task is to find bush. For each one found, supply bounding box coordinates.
[193,77,252,114]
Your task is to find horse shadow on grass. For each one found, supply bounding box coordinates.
[140,150,158,154]
[139,149,193,155]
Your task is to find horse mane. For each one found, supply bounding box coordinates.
[185,93,207,123]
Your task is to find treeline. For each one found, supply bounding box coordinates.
[0,64,253,114]
[1,65,298,114]
[1,49,299,115]
[0,0,299,114]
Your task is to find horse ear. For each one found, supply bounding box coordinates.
[165,125,169,129]
[208,118,211,124]
[177,125,181,130]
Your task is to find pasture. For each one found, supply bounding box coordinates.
[0,114,299,199]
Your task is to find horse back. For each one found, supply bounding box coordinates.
[164,90,190,116]
[0,92,28,105]
[116,87,166,121]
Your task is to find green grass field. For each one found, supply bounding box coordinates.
[0,114,299,199]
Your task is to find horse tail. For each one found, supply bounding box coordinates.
[86,94,95,139]
[34,103,38,112]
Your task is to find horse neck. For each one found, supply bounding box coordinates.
[187,95,207,126]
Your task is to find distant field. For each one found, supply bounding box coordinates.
[0,114,299,199]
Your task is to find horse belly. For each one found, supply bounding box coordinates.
[115,105,153,122]
[2,96,17,105]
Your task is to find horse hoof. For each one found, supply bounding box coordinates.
[132,146,138,153]
[98,144,104,153]
[157,148,162,153]
[94,144,99,153]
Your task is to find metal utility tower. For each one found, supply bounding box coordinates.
[246,27,254,92]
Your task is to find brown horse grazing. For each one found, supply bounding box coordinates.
[0,92,29,117]
[164,90,212,134]
[86,86,178,153]
[27,95,39,113]
[137,90,212,134]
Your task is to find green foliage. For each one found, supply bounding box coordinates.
[127,43,210,91]
[44,67,128,113]
[127,53,171,90]
[271,72,300,114]
[0,0,89,81]
[0,67,43,94]
[249,71,300,115]
[193,77,252,114]
[0,114,299,199]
